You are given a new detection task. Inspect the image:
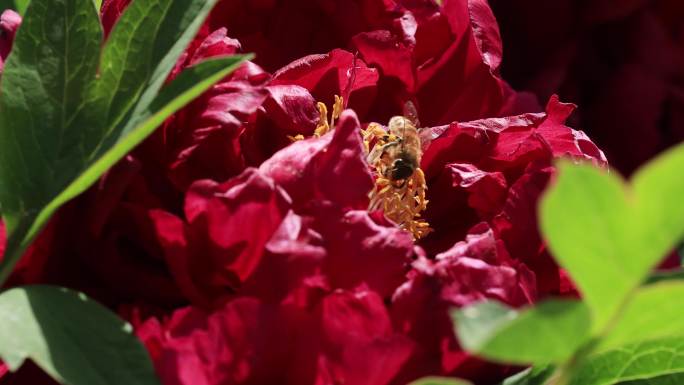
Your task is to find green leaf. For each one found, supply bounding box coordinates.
[541,146,684,332]
[569,336,684,385]
[16,0,29,13]
[408,377,472,385]
[0,285,160,385]
[0,55,248,285]
[499,367,554,385]
[452,300,591,364]
[94,0,218,143]
[597,282,684,352]
[619,373,684,385]
[0,0,29,14]
[0,0,249,284]
[0,0,220,221]
[0,0,103,217]
[540,162,638,330]
[646,269,684,285]
[52,55,250,208]
[631,144,684,264]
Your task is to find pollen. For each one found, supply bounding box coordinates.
[363,124,432,240]
[289,98,432,240]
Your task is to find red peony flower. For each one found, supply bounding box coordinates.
[0,1,611,384]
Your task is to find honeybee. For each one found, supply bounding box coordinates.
[366,101,434,239]
[367,102,432,188]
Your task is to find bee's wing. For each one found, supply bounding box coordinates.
[402,101,421,127]
[418,127,436,152]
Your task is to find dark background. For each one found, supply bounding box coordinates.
[490,0,684,175]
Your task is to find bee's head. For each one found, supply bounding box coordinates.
[390,158,415,181]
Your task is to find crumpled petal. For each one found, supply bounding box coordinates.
[490,162,573,296]
[239,203,415,303]
[421,162,508,254]
[316,209,415,298]
[315,289,414,385]
[206,0,398,72]
[139,298,293,385]
[0,3,617,385]
[260,109,373,210]
[153,168,291,307]
[135,28,271,191]
[239,210,327,304]
[0,9,21,74]
[490,0,684,175]
[391,224,535,383]
[240,84,320,165]
[414,0,509,124]
[78,202,185,306]
[420,95,605,296]
[272,49,380,118]
[484,96,607,172]
[352,13,417,92]
[422,95,606,180]
[138,287,412,385]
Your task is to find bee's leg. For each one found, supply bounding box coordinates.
[366,143,384,164]
[393,178,408,189]
[361,122,386,153]
[362,122,386,140]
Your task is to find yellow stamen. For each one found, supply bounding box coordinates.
[287,134,306,142]
[314,102,330,137]
[331,95,343,127]
[290,95,345,140]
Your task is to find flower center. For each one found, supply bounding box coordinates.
[289,96,432,240]
[363,118,432,240]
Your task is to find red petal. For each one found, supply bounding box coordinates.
[416,0,507,124]
[241,85,320,165]
[272,49,380,118]
[352,17,417,92]
[391,224,535,382]
[0,9,21,74]
[260,110,373,210]
[317,210,414,298]
[240,211,327,303]
[315,289,414,385]
[100,0,131,37]
[154,169,291,307]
